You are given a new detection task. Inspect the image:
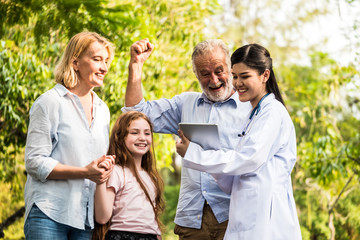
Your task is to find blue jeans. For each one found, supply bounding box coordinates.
[24,204,92,240]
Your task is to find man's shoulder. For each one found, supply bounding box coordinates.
[178,91,202,98]
[176,91,202,104]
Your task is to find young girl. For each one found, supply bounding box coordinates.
[176,44,302,239]
[93,111,165,240]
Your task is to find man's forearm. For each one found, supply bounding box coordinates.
[125,62,144,107]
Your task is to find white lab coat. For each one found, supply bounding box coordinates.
[182,94,302,240]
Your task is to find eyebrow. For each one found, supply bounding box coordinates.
[93,55,109,60]
[239,71,251,75]
[129,128,151,131]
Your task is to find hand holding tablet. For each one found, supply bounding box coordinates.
[178,123,220,150]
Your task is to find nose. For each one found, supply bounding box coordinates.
[138,133,146,140]
[209,72,219,85]
[233,77,242,87]
[100,61,108,73]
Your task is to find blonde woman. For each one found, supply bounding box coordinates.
[24,32,115,239]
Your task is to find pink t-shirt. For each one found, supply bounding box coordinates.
[106,165,161,235]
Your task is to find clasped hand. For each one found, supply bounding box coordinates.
[85,155,115,184]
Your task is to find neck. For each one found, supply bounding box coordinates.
[69,83,93,98]
[134,156,143,171]
[249,92,270,119]
[251,91,269,108]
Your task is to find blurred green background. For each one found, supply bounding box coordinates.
[1,0,359,239]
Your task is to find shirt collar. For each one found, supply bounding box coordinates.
[249,93,274,119]
[54,83,101,106]
[54,83,69,97]
[197,91,238,108]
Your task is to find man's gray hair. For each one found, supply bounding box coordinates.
[191,39,231,78]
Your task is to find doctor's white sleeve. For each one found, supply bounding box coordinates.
[182,105,283,176]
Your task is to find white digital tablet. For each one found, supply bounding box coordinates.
[178,123,220,150]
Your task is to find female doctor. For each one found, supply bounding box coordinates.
[176,43,302,240]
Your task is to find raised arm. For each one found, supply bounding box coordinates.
[94,181,116,224]
[125,38,154,107]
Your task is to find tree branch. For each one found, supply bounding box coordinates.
[0,206,25,239]
[328,173,355,214]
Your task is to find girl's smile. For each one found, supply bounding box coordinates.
[125,118,152,162]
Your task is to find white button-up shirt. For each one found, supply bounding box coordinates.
[24,84,110,229]
[183,94,302,239]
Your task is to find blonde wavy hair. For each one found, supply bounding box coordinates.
[54,32,115,89]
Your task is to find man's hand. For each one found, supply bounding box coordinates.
[130,38,154,64]
[176,130,190,158]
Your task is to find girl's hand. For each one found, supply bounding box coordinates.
[176,130,190,157]
[98,155,116,170]
[85,155,115,184]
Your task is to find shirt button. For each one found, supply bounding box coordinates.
[203,190,207,194]
[197,215,200,219]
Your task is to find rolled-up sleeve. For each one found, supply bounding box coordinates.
[25,100,59,182]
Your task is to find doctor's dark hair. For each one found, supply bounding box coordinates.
[231,43,285,106]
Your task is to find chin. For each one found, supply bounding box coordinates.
[207,89,231,102]
[238,96,249,102]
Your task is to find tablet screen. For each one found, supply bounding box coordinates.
[178,123,220,150]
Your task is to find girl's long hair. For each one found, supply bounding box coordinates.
[231,43,285,106]
[92,111,165,240]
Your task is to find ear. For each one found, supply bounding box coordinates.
[262,69,270,83]
[72,58,79,72]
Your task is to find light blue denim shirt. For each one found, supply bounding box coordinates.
[182,94,302,239]
[122,91,251,228]
[24,84,110,230]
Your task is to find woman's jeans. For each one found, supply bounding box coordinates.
[24,204,92,240]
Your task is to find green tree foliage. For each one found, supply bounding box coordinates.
[281,52,360,239]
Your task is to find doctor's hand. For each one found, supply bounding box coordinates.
[130,38,154,64]
[176,130,190,158]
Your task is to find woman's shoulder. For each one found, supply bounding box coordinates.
[34,85,58,101]
[263,96,288,115]
[260,97,293,125]
[30,85,63,113]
